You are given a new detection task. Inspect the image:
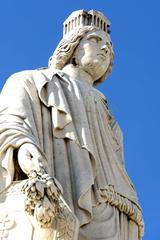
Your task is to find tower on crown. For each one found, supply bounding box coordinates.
[63,10,111,37]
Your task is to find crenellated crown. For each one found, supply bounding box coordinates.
[63,10,111,37]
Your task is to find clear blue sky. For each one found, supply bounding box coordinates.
[0,1,159,239]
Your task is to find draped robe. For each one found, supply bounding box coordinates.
[0,68,144,239]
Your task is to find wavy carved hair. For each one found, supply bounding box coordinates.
[48,26,114,85]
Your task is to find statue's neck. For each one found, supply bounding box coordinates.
[62,64,94,86]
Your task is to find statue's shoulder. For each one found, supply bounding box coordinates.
[7,69,42,82]
[5,70,36,86]
[4,68,52,89]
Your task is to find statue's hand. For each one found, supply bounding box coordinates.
[19,143,63,227]
[18,143,44,175]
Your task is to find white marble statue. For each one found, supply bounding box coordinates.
[0,10,144,240]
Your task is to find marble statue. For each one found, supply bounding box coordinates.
[0,10,144,240]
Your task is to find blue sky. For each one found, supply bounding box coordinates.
[0,1,159,239]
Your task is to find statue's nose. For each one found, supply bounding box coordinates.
[101,44,108,53]
[101,44,107,50]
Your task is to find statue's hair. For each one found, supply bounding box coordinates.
[48,26,114,85]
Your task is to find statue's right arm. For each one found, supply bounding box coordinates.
[0,71,47,179]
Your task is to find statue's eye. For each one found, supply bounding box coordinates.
[87,35,102,43]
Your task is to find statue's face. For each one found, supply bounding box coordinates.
[74,29,111,81]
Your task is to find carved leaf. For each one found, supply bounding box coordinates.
[35,181,44,197]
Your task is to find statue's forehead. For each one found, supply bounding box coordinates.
[86,29,107,37]
[83,29,110,42]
